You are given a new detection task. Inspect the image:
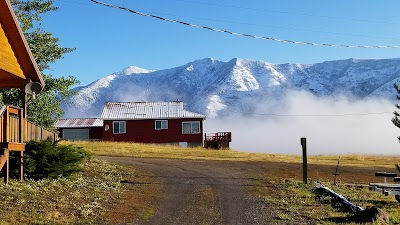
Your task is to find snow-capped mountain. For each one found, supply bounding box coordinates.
[61,58,400,118]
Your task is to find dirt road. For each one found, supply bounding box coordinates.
[99,156,283,225]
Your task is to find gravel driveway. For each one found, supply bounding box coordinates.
[98,156,283,225]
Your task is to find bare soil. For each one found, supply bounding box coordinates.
[98,156,285,225]
[98,156,395,224]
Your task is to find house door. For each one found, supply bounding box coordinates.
[62,129,89,140]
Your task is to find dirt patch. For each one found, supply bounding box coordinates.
[98,156,284,225]
[98,156,397,224]
[97,164,161,225]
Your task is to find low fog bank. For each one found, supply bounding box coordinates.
[205,90,400,155]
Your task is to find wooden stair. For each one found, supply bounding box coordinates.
[0,149,9,169]
[0,148,9,184]
[0,143,24,184]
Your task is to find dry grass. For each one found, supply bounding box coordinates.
[0,158,159,225]
[62,141,400,224]
[62,140,400,168]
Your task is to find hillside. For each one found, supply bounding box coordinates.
[61,57,400,118]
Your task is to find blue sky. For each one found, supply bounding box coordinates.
[42,0,400,86]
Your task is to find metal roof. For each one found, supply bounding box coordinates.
[101,101,206,120]
[55,118,103,128]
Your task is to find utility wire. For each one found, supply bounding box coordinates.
[89,0,400,48]
[244,112,393,117]
[174,0,400,25]
[62,0,399,40]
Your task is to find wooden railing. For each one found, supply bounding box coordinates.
[204,132,232,142]
[27,121,57,142]
[0,105,23,143]
[0,105,57,143]
[0,105,58,184]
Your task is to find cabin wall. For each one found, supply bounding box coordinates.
[0,23,24,78]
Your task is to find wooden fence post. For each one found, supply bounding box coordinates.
[19,151,23,181]
[301,137,308,184]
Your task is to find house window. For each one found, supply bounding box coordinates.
[113,121,126,134]
[182,121,200,134]
[155,120,168,130]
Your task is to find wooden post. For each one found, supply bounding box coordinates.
[2,151,8,184]
[18,151,23,181]
[4,106,9,142]
[18,106,23,143]
[20,87,27,143]
[301,137,308,184]
[2,108,7,142]
[20,86,27,182]
[333,157,340,185]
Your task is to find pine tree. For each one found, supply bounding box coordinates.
[392,83,400,142]
[0,0,79,129]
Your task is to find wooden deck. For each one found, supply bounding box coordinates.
[204,132,232,149]
[0,105,57,183]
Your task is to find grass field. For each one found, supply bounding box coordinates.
[64,141,400,224]
[0,158,148,224]
[3,140,400,224]
[61,140,400,168]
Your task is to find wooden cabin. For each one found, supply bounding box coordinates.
[0,0,56,183]
[100,101,206,147]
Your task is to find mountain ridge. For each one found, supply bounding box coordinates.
[61,57,400,118]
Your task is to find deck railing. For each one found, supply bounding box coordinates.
[204,132,232,142]
[0,105,57,143]
[27,120,57,142]
[0,105,59,184]
[0,105,23,143]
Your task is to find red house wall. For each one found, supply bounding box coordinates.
[57,127,103,140]
[89,127,103,140]
[102,118,204,143]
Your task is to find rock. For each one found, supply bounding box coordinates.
[353,206,389,224]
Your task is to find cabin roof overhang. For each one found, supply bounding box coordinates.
[0,0,44,89]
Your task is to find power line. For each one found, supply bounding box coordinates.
[105,9,400,41]
[57,0,93,6]
[89,0,400,49]
[244,112,393,117]
[174,0,400,25]
[62,0,400,40]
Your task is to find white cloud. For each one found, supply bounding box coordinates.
[205,90,400,155]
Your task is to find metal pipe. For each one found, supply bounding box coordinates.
[315,181,364,212]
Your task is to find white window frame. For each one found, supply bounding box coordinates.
[113,121,126,134]
[155,120,168,130]
[182,121,201,134]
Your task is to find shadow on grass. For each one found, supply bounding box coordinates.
[367,200,397,208]
[119,179,268,187]
[314,188,360,223]
[322,216,354,223]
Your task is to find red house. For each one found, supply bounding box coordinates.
[56,101,206,147]
[55,118,103,141]
[101,101,206,147]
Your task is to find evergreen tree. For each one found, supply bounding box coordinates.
[10,139,91,180]
[392,83,400,142]
[0,0,79,129]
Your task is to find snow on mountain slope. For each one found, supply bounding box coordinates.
[61,57,400,118]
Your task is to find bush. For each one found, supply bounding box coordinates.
[11,139,91,180]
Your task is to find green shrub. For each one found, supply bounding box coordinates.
[11,139,91,180]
